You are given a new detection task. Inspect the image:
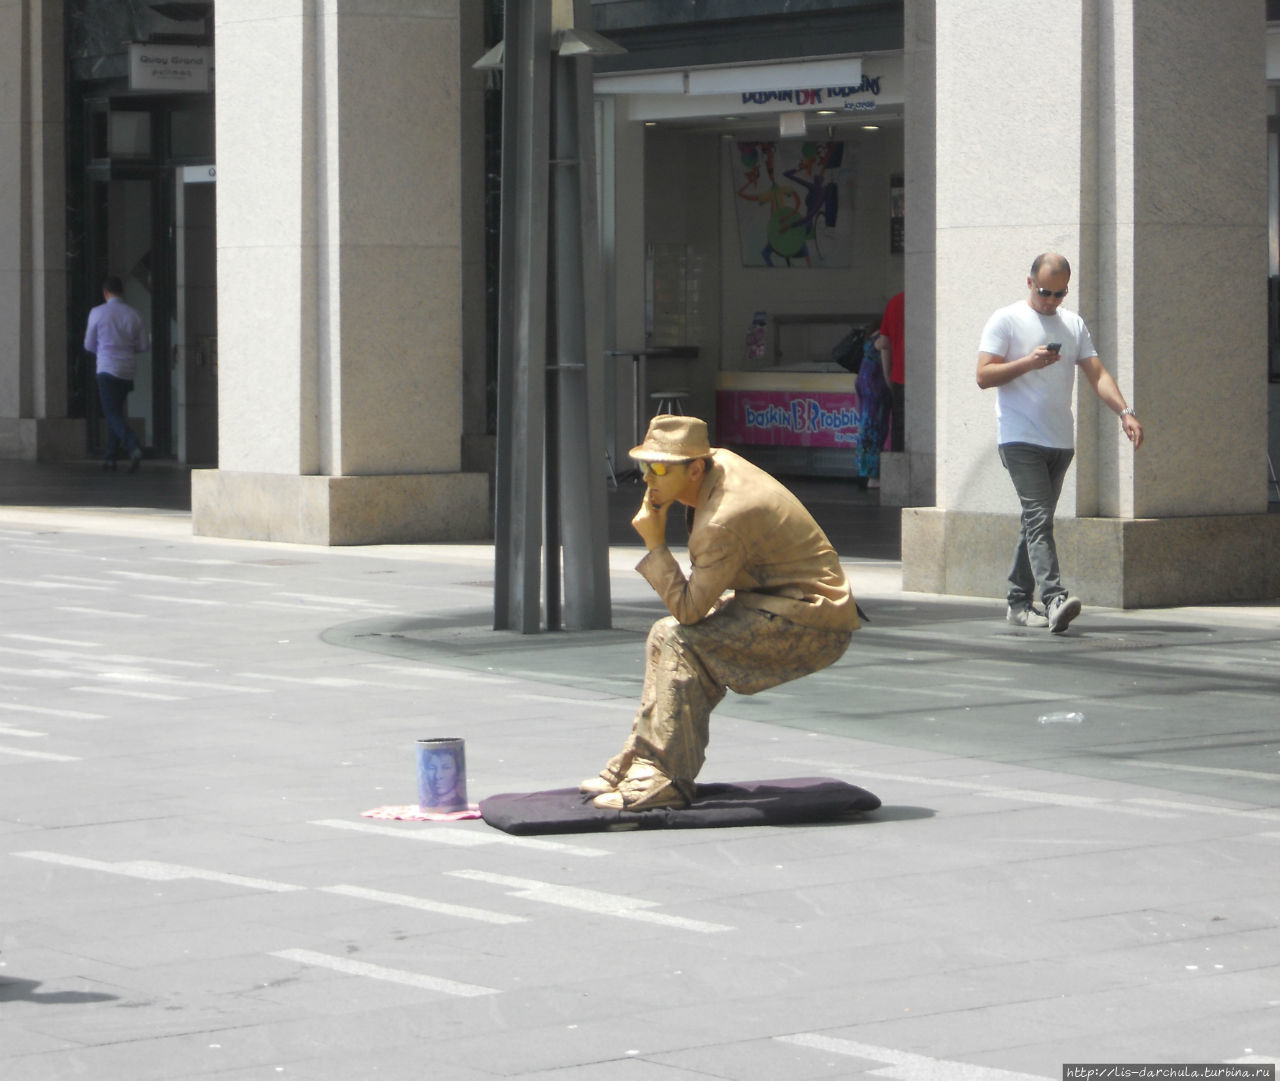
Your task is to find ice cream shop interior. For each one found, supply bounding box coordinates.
[592,27,905,480]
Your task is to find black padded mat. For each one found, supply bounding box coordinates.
[479,777,881,835]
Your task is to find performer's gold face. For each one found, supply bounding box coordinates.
[641,458,705,508]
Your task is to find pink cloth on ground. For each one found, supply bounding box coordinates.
[362,804,482,822]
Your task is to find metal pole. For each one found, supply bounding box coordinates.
[544,268,562,631]
[550,23,612,630]
[493,0,551,633]
[492,0,613,633]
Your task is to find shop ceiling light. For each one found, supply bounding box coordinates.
[473,10,625,72]
[473,41,504,71]
[779,111,807,138]
[557,28,627,57]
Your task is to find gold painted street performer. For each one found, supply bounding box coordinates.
[582,415,861,811]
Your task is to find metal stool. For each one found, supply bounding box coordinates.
[650,390,689,416]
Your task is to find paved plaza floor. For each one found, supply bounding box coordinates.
[1,463,1278,1080]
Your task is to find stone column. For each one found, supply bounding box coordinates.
[881,0,938,508]
[193,0,487,544]
[458,0,492,475]
[0,0,77,460]
[902,0,1279,606]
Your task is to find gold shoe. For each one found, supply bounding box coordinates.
[578,775,616,796]
[592,781,688,812]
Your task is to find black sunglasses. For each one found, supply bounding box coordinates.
[1034,287,1068,299]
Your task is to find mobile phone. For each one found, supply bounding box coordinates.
[1046,342,1062,353]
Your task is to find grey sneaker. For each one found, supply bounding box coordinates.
[1047,594,1082,634]
[1006,604,1049,628]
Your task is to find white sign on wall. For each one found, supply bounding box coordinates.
[128,44,212,92]
[604,57,903,123]
[180,165,216,184]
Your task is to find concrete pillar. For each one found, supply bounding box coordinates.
[881,0,938,508]
[0,0,78,460]
[903,0,1280,606]
[458,0,492,475]
[193,0,487,544]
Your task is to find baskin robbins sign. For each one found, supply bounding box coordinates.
[596,56,902,123]
[737,74,883,114]
[716,390,861,448]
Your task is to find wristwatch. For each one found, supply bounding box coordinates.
[1119,407,1137,419]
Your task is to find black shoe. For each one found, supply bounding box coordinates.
[127,448,143,474]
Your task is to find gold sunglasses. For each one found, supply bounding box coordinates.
[639,459,689,477]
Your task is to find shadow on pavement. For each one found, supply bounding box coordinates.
[859,805,938,824]
[0,459,192,513]
[0,976,118,1005]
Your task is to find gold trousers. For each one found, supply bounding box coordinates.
[602,600,852,802]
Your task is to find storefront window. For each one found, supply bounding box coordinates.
[108,111,152,158]
[170,107,214,160]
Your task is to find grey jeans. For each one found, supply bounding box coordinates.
[601,600,852,802]
[998,441,1075,610]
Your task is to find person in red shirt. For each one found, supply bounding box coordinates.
[873,291,905,452]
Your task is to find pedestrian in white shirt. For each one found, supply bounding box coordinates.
[84,274,149,473]
[976,253,1143,633]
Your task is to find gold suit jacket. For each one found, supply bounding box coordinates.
[637,449,860,632]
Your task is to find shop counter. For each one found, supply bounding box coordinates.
[715,365,861,478]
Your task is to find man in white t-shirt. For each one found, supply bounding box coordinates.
[976,253,1143,632]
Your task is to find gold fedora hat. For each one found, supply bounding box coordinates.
[629,414,712,463]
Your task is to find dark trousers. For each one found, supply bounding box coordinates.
[998,441,1075,610]
[890,381,905,452]
[96,373,140,461]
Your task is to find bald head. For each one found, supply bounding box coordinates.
[1030,252,1071,279]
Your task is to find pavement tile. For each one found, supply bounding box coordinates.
[649,1035,935,1081]
[819,970,1280,1064]
[0,944,142,991]
[0,1021,79,1059]
[9,1010,442,1081]
[509,1060,751,1081]
[1029,1010,1280,1073]
[201,1059,498,1081]
[429,1010,728,1077]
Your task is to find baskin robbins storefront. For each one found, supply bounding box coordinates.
[729,393,864,454]
[594,53,905,478]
